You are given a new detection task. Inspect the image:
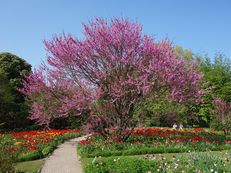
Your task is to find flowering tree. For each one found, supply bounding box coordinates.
[21,18,204,140]
[20,67,92,127]
[212,97,231,135]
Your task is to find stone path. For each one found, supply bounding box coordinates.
[41,135,89,173]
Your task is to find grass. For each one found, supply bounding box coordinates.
[15,159,45,173]
[81,150,231,173]
[81,150,230,163]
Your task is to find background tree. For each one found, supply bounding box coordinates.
[174,45,194,62]
[200,53,231,102]
[134,97,187,127]
[0,52,31,130]
[199,54,231,130]
[211,97,231,135]
[173,47,231,127]
[21,18,204,141]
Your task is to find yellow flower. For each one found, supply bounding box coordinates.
[14,141,22,145]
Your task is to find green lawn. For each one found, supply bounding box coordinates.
[81,150,231,173]
[15,159,45,173]
[81,150,231,163]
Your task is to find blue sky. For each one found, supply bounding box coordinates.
[0,0,231,68]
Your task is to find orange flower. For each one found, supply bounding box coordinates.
[14,141,22,145]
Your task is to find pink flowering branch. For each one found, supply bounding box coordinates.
[21,18,205,140]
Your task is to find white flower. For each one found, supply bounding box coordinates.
[211,169,214,172]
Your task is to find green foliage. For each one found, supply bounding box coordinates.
[84,152,231,173]
[134,46,206,127]
[0,149,16,173]
[135,98,187,127]
[84,157,158,173]
[49,115,87,129]
[41,146,54,156]
[198,54,231,127]
[173,47,231,127]
[0,52,31,80]
[17,151,43,162]
[0,52,32,130]
[174,45,194,62]
[211,119,231,135]
[201,54,231,102]
[15,159,45,173]
[0,69,14,103]
[185,152,231,173]
[79,142,231,158]
[79,145,187,158]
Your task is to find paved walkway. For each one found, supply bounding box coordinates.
[41,135,88,173]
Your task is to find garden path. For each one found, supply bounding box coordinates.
[41,135,89,173]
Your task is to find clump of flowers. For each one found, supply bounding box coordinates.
[0,129,82,161]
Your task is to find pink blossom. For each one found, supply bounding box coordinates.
[21,18,205,136]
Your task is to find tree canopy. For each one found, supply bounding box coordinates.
[0,52,31,130]
[21,18,204,140]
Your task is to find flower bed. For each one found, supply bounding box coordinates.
[78,128,231,157]
[84,151,231,173]
[0,129,82,162]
